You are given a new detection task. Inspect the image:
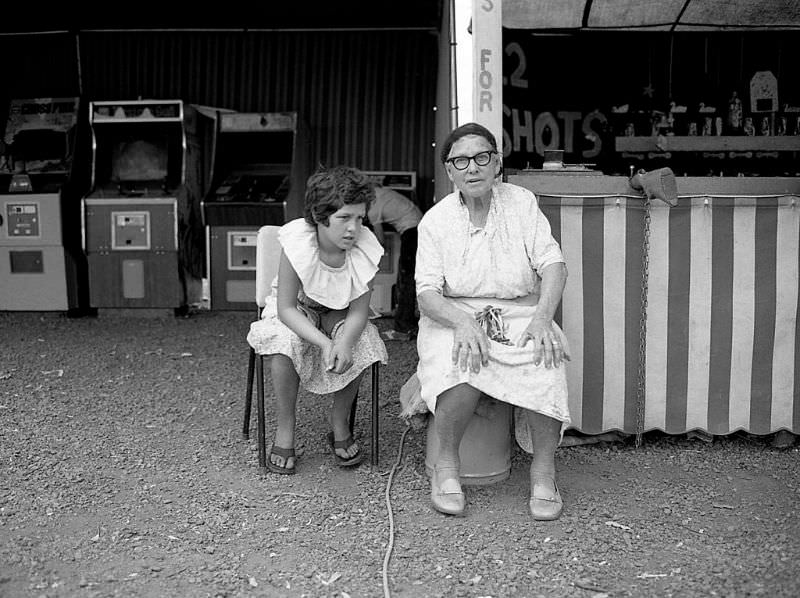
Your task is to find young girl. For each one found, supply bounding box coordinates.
[246,166,388,474]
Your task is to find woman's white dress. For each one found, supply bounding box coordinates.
[246,218,388,394]
[413,182,571,449]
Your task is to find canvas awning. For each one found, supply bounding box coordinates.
[503,0,800,31]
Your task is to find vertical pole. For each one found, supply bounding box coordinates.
[243,348,255,439]
[448,0,459,131]
[436,0,458,204]
[255,354,267,474]
[74,33,83,96]
[371,363,380,467]
[471,0,503,148]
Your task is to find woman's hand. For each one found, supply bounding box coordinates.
[517,315,569,368]
[326,339,354,374]
[452,314,491,373]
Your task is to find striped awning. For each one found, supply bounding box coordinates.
[508,173,800,436]
[503,0,800,32]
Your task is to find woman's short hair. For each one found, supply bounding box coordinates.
[304,165,375,226]
[439,122,498,164]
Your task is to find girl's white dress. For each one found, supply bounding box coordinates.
[246,218,388,394]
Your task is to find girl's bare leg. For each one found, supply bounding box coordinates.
[270,354,300,469]
[328,373,364,459]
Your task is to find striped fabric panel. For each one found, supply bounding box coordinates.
[774,201,800,431]
[541,195,645,434]
[539,193,799,436]
[664,200,691,433]
[750,199,778,433]
[686,198,713,431]
[624,201,646,433]
[552,198,585,430]
[645,201,671,431]
[602,199,627,431]
[729,199,758,433]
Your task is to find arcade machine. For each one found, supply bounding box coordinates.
[362,170,417,316]
[201,111,308,310]
[0,97,88,313]
[82,100,187,311]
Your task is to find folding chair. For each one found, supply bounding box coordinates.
[242,225,381,471]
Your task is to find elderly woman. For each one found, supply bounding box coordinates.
[415,122,570,519]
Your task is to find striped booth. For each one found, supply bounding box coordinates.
[508,173,800,437]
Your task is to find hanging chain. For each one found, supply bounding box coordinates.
[635,197,651,448]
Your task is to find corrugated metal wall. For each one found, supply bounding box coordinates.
[0,34,79,99]
[75,30,438,208]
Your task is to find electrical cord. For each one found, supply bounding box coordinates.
[382,425,412,598]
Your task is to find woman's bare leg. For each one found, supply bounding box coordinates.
[270,354,300,469]
[526,410,563,519]
[430,384,481,515]
[435,384,482,470]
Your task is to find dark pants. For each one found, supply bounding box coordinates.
[393,227,418,334]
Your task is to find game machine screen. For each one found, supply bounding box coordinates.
[200,111,308,310]
[82,100,189,311]
[0,97,89,312]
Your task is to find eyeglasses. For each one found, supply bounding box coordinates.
[446,150,496,171]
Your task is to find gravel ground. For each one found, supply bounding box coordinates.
[1,310,798,598]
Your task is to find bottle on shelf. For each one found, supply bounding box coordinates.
[775,116,787,136]
[743,117,755,136]
[726,91,743,135]
[759,115,771,136]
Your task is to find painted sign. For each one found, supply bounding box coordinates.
[501,36,612,169]
[472,0,503,147]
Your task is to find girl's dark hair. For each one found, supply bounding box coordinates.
[439,122,498,164]
[303,165,374,226]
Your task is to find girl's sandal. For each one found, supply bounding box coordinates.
[326,431,364,467]
[267,445,296,475]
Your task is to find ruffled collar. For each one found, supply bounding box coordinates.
[278,218,384,309]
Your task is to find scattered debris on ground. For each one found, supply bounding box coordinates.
[1,311,798,598]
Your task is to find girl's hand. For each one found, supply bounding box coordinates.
[452,316,490,373]
[516,316,569,368]
[326,340,354,374]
